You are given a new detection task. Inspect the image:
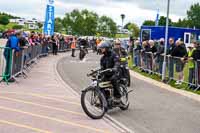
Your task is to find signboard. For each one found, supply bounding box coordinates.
[44,0,55,36]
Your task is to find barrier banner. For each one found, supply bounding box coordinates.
[44,0,55,36]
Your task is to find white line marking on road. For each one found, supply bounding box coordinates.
[0,92,81,106]
[0,120,51,133]
[0,106,110,133]
[0,96,84,116]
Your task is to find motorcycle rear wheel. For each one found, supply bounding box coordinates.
[119,85,130,110]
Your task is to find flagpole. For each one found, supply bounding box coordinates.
[155,9,159,26]
[162,0,170,81]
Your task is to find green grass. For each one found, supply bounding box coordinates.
[115,33,129,38]
[128,54,200,95]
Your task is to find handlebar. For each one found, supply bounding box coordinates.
[87,68,112,77]
[100,69,112,74]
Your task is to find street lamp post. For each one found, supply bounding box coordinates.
[162,0,170,81]
[121,14,125,30]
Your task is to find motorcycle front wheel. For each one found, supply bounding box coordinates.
[81,87,107,119]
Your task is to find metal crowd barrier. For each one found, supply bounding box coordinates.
[195,60,200,91]
[132,50,200,91]
[0,47,12,84]
[48,42,71,53]
[0,42,72,84]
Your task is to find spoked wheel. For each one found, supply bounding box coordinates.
[81,87,107,119]
[127,70,131,87]
[119,85,129,110]
[79,51,84,60]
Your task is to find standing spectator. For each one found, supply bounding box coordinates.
[141,41,151,71]
[149,40,157,71]
[3,32,21,81]
[168,38,176,80]
[71,37,77,57]
[42,35,49,55]
[133,40,142,67]
[59,35,65,51]
[129,36,134,55]
[29,34,35,46]
[191,40,200,85]
[91,37,96,53]
[156,38,165,74]
[186,43,195,89]
[171,39,187,85]
[51,35,58,55]
[96,38,101,55]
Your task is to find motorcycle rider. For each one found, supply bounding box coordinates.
[113,39,131,87]
[98,41,122,101]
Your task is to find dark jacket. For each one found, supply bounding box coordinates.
[168,43,176,55]
[151,45,157,53]
[192,46,200,68]
[134,45,142,52]
[171,44,187,57]
[144,44,151,52]
[100,50,120,77]
[156,44,164,55]
[192,46,200,61]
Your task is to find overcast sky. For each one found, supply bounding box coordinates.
[0,0,199,26]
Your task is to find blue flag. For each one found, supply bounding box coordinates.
[155,9,159,26]
[44,0,55,36]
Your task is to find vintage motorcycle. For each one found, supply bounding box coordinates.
[81,68,132,119]
[79,45,87,60]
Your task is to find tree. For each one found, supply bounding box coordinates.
[124,22,131,29]
[0,12,20,19]
[63,9,98,36]
[126,23,140,37]
[55,17,63,32]
[187,3,200,29]
[159,16,172,26]
[0,15,9,25]
[98,16,117,37]
[173,18,192,28]
[63,9,83,35]
[38,22,43,29]
[142,20,155,26]
[81,9,98,36]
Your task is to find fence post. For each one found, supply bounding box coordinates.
[195,60,200,91]
[0,47,13,84]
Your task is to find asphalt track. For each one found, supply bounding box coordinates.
[57,51,200,133]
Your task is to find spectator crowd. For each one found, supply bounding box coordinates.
[130,37,200,90]
[1,30,200,91]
